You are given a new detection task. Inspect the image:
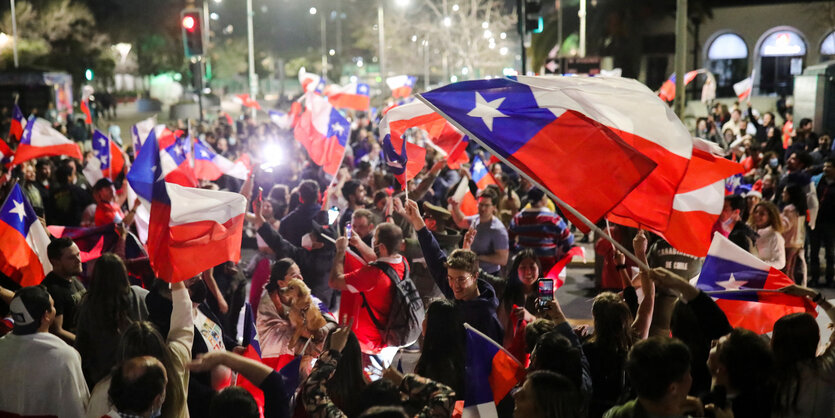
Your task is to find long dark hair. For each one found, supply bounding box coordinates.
[502,249,541,315]
[265,258,296,293]
[323,328,367,416]
[526,370,583,418]
[590,292,635,354]
[117,321,185,418]
[82,253,134,332]
[772,313,819,412]
[415,299,465,396]
[782,184,807,214]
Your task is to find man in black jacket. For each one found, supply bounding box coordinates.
[399,199,504,343]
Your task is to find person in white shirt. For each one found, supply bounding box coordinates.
[0,286,90,418]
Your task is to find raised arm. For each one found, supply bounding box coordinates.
[400,199,453,298]
[329,237,348,291]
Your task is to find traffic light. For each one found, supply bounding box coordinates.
[84,68,94,81]
[180,8,204,58]
[524,0,543,34]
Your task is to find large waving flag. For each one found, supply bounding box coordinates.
[13,117,83,165]
[387,75,416,98]
[658,69,702,102]
[9,104,25,141]
[420,76,665,226]
[610,138,745,256]
[293,93,349,175]
[193,141,249,181]
[696,233,817,334]
[382,100,468,169]
[463,324,525,418]
[129,132,246,282]
[0,184,52,286]
[328,82,371,111]
[83,130,126,184]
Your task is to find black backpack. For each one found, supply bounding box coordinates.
[359,260,424,348]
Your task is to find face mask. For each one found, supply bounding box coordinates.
[188,280,208,303]
[769,158,779,168]
[301,233,314,250]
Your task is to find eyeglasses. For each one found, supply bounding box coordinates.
[447,274,473,285]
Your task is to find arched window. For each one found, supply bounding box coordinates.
[706,33,748,98]
[757,29,806,95]
[821,31,835,62]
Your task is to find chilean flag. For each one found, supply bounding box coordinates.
[471,155,497,190]
[463,324,525,418]
[328,82,371,111]
[193,140,249,181]
[545,246,585,289]
[293,93,349,175]
[610,138,745,256]
[380,104,428,185]
[83,130,125,184]
[0,138,12,167]
[299,68,325,94]
[384,101,467,169]
[269,110,293,130]
[130,132,247,283]
[138,124,178,158]
[420,76,663,226]
[658,70,702,102]
[236,94,262,110]
[696,232,817,334]
[161,135,198,188]
[131,116,157,156]
[13,117,83,166]
[0,184,52,286]
[733,70,755,101]
[387,75,416,98]
[80,98,93,124]
[46,224,120,263]
[9,104,25,141]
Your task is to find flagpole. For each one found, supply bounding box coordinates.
[416,95,651,272]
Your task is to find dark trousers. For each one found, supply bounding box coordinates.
[809,222,835,284]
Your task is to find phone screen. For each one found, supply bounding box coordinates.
[327,206,340,225]
[538,279,554,301]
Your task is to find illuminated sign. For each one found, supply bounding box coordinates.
[760,30,806,56]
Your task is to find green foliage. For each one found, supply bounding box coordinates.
[210,37,248,80]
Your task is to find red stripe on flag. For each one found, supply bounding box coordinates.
[13,143,83,166]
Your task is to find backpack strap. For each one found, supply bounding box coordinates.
[359,260,409,330]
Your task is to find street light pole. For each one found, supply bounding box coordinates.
[321,5,327,79]
[10,0,18,68]
[673,0,687,118]
[578,0,586,58]
[378,0,387,97]
[246,0,257,119]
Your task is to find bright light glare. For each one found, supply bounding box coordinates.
[481,21,489,29]
[411,35,418,42]
[462,67,469,75]
[329,49,335,56]
[260,143,284,170]
[210,12,219,20]
[500,47,508,55]
[443,16,451,27]
[452,4,459,11]
[396,0,410,7]
[182,16,196,30]
[483,29,491,39]
[500,32,507,39]
[309,7,317,15]
[450,75,458,82]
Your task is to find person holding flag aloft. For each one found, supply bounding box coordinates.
[448,187,509,275]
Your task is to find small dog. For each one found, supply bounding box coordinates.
[280,279,327,346]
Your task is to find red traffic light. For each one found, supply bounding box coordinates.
[182,15,196,30]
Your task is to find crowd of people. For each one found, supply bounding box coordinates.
[0,94,833,418]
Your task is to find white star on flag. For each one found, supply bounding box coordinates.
[99,155,108,165]
[8,200,26,222]
[468,92,506,131]
[332,123,345,134]
[200,150,210,158]
[716,273,747,290]
[98,138,107,147]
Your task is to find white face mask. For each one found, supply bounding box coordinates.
[301,233,314,250]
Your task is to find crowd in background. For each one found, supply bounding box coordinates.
[0,93,833,418]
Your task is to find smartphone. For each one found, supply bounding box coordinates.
[252,187,263,213]
[327,206,340,225]
[537,279,554,310]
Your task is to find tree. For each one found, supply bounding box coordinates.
[0,0,115,88]
[355,0,517,82]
